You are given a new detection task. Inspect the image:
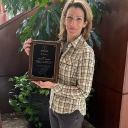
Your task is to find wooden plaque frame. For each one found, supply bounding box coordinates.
[28,40,60,82]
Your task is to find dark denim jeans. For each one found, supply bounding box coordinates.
[49,109,84,128]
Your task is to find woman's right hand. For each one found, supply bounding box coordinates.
[23,38,32,56]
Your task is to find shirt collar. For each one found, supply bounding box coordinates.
[68,35,85,49]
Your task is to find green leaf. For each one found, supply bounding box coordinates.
[39,0,48,7]
[19,31,31,47]
[28,116,34,122]
[22,0,26,4]
[33,110,40,114]
[16,18,30,36]
[42,24,50,40]
[24,3,28,11]
[38,122,43,127]
[9,99,17,106]
[29,15,38,28]
[23,99,29,103]
[45,90,50,96]
[97,12,102,24]
[87,36,93,48]
[97,2,106,13]
[46,10,50,35]
[25,106,33,115]
[38,0,42,4]
[14,107,21,112]
[91,28,102,49]
[47,2,53,6]
[39,89,46,94]
[8,91,14,94]
[35,117,39,121]
[9,77,15,82]
[23,26,30,33]
[91,88,95,93]
[18,94,24,102]
[31,0,35,9]
[91,5,97,18]
[32,101,41,106]
[51,9,60,27]
[59,0,64,2]
[32,10,45,37]
[86,113,90,119]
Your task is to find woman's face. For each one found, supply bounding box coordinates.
[64,6,87,42]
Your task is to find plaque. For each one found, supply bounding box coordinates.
[28,40,60,82]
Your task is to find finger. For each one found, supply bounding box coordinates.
[23,44,31,49]
[26,38,32,44]
[23,38,32,48]
[39,81,44,85]
[25,48,30,56]
[32,81,40,85]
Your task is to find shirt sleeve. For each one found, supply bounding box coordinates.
[53,47,95,99]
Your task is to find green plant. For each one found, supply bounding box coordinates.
[9,72,94,124]
[2,0,106,51]
[9,72,50,128]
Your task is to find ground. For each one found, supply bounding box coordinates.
[1,112,95,128]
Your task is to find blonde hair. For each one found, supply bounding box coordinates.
[58,0,93,41]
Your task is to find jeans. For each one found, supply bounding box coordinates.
[49,109,84,128]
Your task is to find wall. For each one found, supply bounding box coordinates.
[0,0,61,114]
[0,7,38,114]
[90,0,128,127]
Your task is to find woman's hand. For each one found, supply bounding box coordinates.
[32,81,54,89]
[23,38,32,56]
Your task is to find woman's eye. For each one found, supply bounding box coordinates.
[67,16,72,19]
[77,18,82,21]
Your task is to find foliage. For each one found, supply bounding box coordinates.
[87,0,106,24]
[9,72,94,125]
[16,2,62,51]
[2,0,64,16]
[2,0,106,51]
[9,72,50,128]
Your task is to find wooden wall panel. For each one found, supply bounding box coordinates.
[93,0,128,93]
[0,7,38,114]
[90,0,128,127]
[90,84,122,128]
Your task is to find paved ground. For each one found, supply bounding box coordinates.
[1,112,95,128]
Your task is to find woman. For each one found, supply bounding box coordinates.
[23,0,95,128]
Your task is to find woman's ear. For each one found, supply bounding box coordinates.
[83,21,88,28]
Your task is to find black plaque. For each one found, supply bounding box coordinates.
[28,40,60,82]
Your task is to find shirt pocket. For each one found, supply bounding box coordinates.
[59,56,79,82]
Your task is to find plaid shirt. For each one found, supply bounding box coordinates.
[49,35,95,115]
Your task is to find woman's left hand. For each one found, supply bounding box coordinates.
[32,81,54,89]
